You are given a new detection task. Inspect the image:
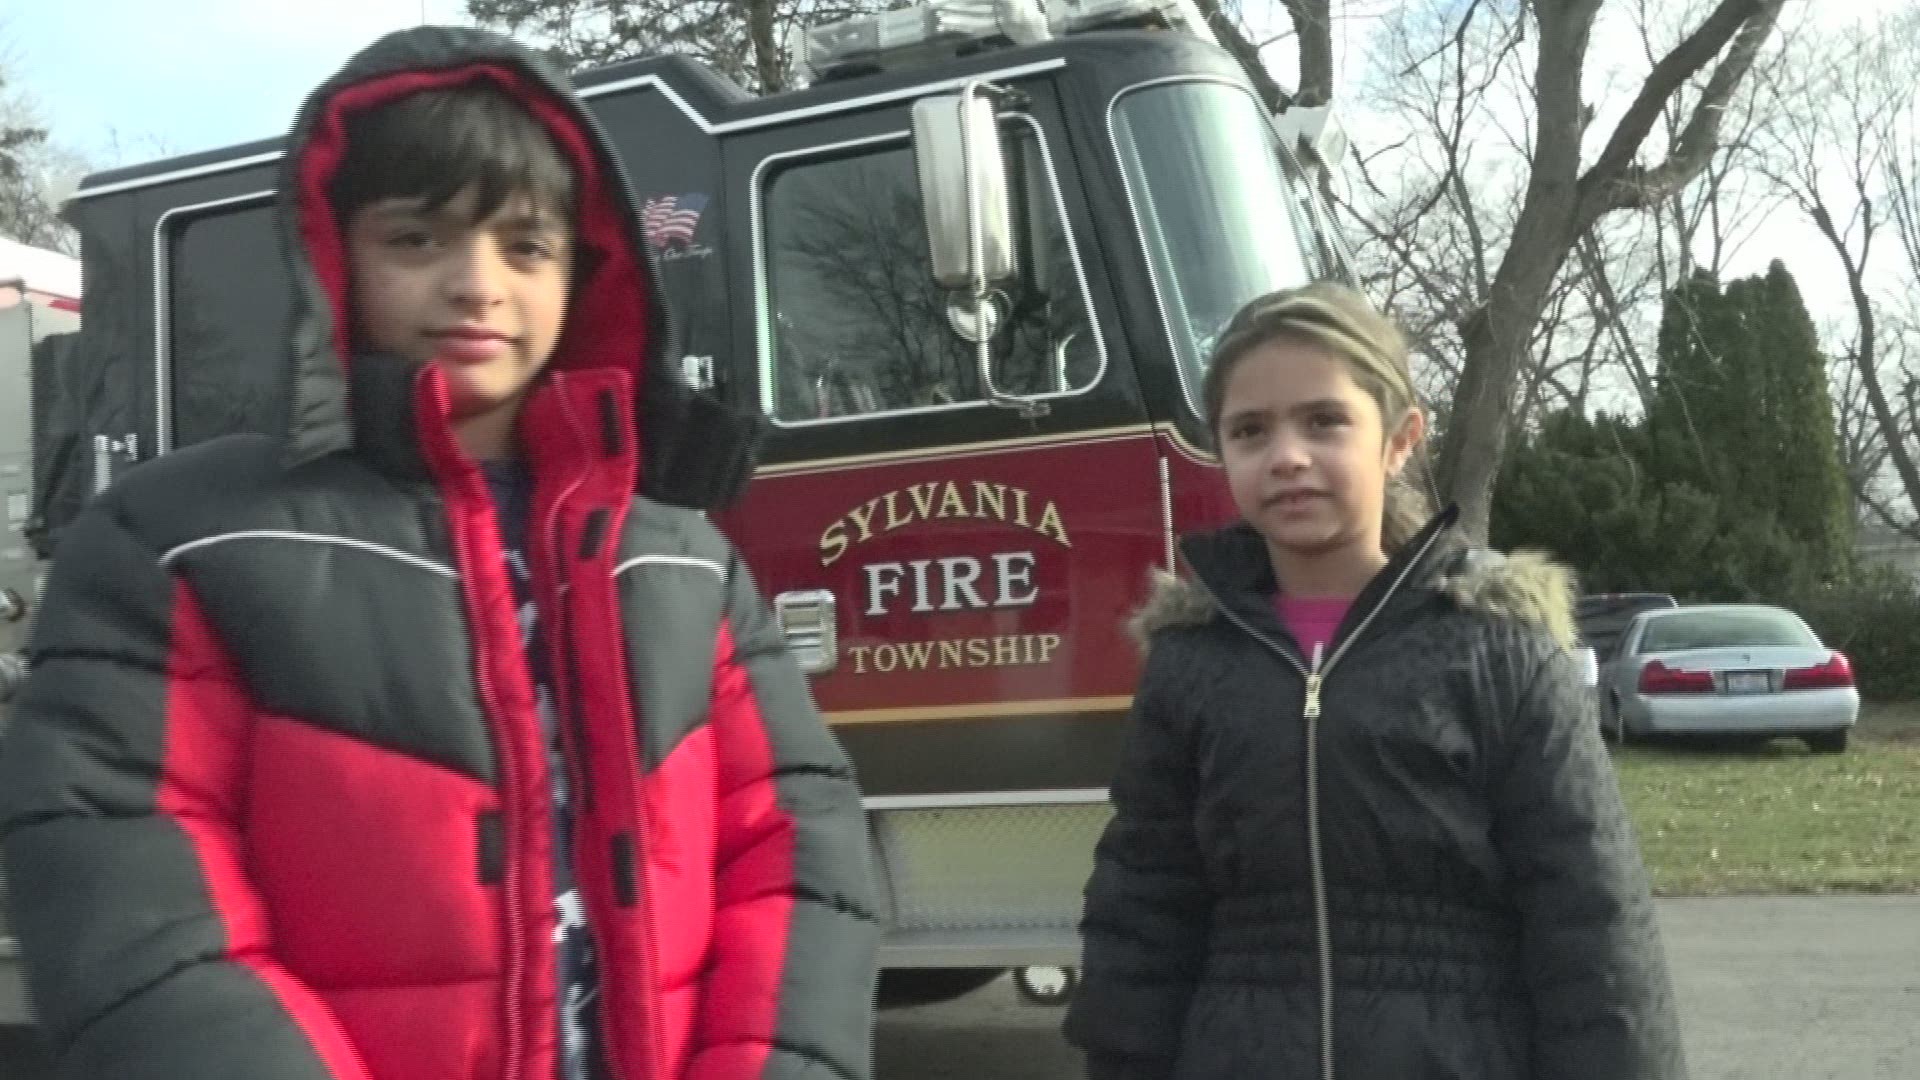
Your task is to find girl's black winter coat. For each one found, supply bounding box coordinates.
[1063,511,1687,1080]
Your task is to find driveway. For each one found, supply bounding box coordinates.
[5,897,1916,1079]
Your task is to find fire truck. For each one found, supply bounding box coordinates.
[12,0,1350,1014]
[1,237,82,1025]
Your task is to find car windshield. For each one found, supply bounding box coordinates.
[1639,609,1819,653]
[1110,79,1330,419]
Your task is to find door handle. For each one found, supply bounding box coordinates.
[774,590,839,675]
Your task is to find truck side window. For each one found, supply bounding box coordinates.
[760,122,1099,424]
[167,202,291,449]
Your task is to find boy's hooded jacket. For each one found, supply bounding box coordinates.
[1064,511,1687,1080]
[0,27,877,1080]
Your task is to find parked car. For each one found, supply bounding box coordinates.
[1576,592,1680,662]
[1597,604,1858,752]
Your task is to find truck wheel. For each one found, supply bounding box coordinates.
[875,968,1004,1010]
[1013,965,1079,1007]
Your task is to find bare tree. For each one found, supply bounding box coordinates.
[0,66,79,254]
[1340,0,1775,454]
[1192,0,1333,113]
[466,0,884,92]
[1757,8,1920,537]
[1556,0,1784,420]
[1399,0,1790,541]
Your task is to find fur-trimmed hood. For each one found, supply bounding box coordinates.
[1130,514,1578,652]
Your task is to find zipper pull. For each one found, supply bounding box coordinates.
[1305,641,1325,719]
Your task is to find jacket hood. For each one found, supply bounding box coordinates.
[273,26,757,507]
[1130,512,1579,651]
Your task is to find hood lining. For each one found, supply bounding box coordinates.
[295,64,649,392]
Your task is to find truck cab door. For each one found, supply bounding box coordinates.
[713,78,1165,798]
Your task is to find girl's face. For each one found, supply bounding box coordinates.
[1216,337,1423,562]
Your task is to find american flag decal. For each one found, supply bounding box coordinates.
[642,193,709,249]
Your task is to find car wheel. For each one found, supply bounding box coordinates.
[875,968,1004,1010]
[1605,692,1631,746]
[1805,729,1849,754]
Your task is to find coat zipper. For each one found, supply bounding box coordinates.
[436,461,533,1080]
[543,377,657,1080]
[1200,528,1448,1080]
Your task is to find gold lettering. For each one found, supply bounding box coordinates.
[898,640,936,671]
[973,481,1008,522]
[937,481,969,519]
[883,490,911,532]
[966,639,992,667]
[820,520,850,567]
[847,645,873,675]
[1038,634,1063,664]
[938,639,965,669]
[994,636,1022,666]
[1038,502,1072,548]
[872,645,900,674]
[847,501,878,544]
[908,482,940,522]
[1012,487,1031,528]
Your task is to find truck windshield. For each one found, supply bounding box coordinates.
[1111,80,1328,417]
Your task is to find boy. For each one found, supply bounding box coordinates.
[0,26,878,1080]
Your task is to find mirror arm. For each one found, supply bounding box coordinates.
[961,79,1049,420]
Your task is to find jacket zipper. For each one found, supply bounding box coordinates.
[1201,527,1448,1080]
[543,377,656,1080]
[435,461,533,1080]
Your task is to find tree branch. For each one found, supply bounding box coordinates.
[1579,0,1785,218]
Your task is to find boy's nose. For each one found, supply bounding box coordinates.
[445,242,509,306]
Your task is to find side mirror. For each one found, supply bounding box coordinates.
[911,82,1047,419]
[912,91,1016,291]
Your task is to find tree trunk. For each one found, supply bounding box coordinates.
[1812,205,1920,534]
[1438,211,1580,539]
[1283,0,1335,107]
[742,0,783,92]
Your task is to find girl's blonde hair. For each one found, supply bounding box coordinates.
[1201,283,1433,553]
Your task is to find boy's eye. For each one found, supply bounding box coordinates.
[1308,411,1349,432]
[385,229,434,250]
[1229,420,1264,441]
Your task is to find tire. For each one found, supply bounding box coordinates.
[875,968,1004,1010]
[1604,692,1631,747]
[1805,728,1849,754]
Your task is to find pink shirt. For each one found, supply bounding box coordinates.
[1274,595,1352,665]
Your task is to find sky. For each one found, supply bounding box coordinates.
[4,0,475,162]
[2,0,1908,329]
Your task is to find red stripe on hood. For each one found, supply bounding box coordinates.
[293,64,649,387]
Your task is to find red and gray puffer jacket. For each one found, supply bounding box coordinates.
[0,27,878,1080]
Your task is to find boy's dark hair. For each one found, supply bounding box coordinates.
[330,82,577,226]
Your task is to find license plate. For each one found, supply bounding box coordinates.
[1725,671,1770,694]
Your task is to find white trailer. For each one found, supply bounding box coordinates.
[0,237,81,1026]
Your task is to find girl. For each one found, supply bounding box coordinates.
[1063,284,1685,1080]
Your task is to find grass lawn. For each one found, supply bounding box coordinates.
[1614,703,1920,895]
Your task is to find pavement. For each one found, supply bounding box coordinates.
[5,897,1917,1079]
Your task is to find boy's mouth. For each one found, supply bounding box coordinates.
[1265,490,1328,512]
[427,327,514,364]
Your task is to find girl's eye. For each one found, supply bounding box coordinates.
[513,239,559,260]
[1230,421,1263,441]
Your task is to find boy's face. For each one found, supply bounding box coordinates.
[345,186,572,447]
